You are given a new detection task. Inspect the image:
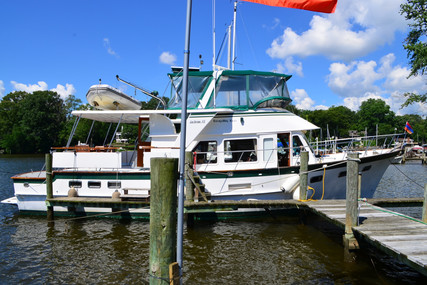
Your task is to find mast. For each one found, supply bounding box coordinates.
[232,0,237,70]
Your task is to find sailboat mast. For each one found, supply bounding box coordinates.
[232,0,237,70]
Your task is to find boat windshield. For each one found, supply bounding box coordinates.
[167,71,212,109]
[208,73,291,109]
[167,70,291,110]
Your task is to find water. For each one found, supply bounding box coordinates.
[0,156,426,284]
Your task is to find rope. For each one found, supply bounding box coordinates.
[53,206,150,222]
[320,167,326,200]
[299,186,316,202]
[359,198,427,225]
[148,273,173,283]
[390,162,424,189]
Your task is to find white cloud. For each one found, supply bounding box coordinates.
[267,0,407,61]
[10,81,76,99]
[328,53,427,94]
[314,105,329,110]
[328,60,382,97]
[276,57,303,77]
[103,38,119,58]
[11,81,48,93]
[0,80,4,97]
[342,92,427,116]
[159,51,177,65]
[291,89,315,110]
[51,83,76,98]
[263,18,281,30]
[328,53,427,115]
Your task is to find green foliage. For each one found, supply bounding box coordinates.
[401,0,427,77]
[290,98,426,143]
[357,99,396,135]
[400,0,427,106]
[0,91,66,154]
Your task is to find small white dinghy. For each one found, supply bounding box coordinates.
[86,84,142,110]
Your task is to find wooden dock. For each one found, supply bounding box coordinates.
[305,199,427,276]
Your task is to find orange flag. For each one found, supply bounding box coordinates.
[242,0,337,13]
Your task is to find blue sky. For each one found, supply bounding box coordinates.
[0,0,425,116]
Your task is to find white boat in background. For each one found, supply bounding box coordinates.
[2,69,401,216]
[86,84,142,110]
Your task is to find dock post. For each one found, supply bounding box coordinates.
[149,157,178,285]
[185,152,195,227]
[299,151,308,200]
[46,153,54,221]
[343,152,360,250]
[185,152,194,202]
[423,183,427,223]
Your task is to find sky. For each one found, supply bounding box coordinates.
[0,0,426,116]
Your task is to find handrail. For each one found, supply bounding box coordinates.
[51,146,120,152]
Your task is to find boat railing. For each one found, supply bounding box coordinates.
[309,133,404,156]
[51,146,121,152]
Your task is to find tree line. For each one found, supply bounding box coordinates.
[0,90,425,154]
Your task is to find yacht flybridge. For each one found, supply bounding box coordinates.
[3,69,400,215]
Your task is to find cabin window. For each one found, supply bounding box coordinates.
[212,75,248,108]
[310,175,323,183]
[88,181,101,188]
[224,139,257,163]
[362,165,372,172]
[108,181,121,189]
[169,75,211,109]
[69,181,82,188]
[292,135,304,156]
[263,138,274,162]
[338,171,347,178]
[193,141,217,164]
[278,133,290,167]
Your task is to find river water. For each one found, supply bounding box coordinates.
[0,156,426,284]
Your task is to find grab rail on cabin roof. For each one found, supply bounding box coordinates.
[51,146,120,152]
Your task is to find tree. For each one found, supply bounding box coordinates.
[0,91,67,153]
[400,0,427,106]
[357,99,396,135]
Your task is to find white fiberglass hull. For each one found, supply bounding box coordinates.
[4,150,397,215]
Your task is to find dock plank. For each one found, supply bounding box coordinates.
[305,200,427,276]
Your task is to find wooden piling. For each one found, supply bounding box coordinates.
[46,153,54,221]
[149,157,179,285]
[185,152,194,202]
[299,151,308,200]
[185,152,195,227]
[344,152,359,250]
[423,183,427,223]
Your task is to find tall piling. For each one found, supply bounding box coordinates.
[344,152,360,250]
[423,183,427,223]
[149,157,179,285]
[299,151,308,200]
[185,152,194,202]
[46,153,54,221]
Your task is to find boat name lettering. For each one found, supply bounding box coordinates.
[189,119,206,124]
[213,119,234,123]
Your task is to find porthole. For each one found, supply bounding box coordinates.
[108,181,121,189]
[362,165,372,172]
[88,181,101,188]
[69,181,82,188]
[310,175,323,183]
